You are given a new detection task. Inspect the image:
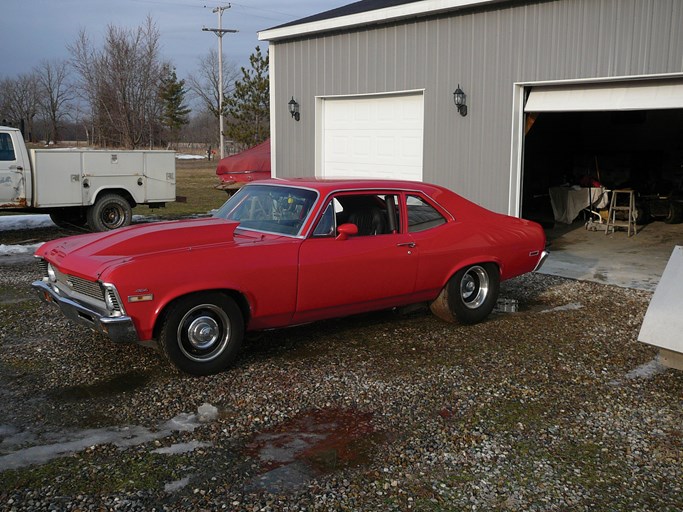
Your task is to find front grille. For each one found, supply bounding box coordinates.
[54,267,105,302]
[37,258,48,277]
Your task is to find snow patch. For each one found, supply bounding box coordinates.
[153,440,210,455]
[540,303,584,314]
[625,359,667,380]
[0,404,218,471]
[0,243,44,255]
[164,476,192,492]
[0,214,55,231]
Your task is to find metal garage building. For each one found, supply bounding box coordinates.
[258,0,683,222]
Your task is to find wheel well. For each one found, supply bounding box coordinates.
[153,289,251,340]
[93,189,136,208]
[447,260,500,286]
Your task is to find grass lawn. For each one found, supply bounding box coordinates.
[133,159,229,219]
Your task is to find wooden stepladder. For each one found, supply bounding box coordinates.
[605,189,637,237]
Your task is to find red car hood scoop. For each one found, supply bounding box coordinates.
[40,218,239,277]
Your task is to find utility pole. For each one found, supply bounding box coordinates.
[203,4,238,160]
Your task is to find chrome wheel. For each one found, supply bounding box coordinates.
[177,304,231,363]
[460,265,490,309]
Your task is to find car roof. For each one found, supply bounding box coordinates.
[243,177,500,224]
[254,177,449,197]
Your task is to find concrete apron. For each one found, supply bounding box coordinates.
[536,221,682,292]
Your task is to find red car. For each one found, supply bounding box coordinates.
[33,179,547,375]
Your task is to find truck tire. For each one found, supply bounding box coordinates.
[87,193,132,231]
[664,201,683,224]
[49,208,88,230]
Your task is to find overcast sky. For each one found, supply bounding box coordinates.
[1,0,347,81]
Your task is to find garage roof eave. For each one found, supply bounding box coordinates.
[258,0,503,42]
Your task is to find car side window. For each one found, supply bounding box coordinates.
[312,200,337,237]
[342,194,399,236]
[313,194,400,237]
[0,133,16,161]
[407,195,446,232]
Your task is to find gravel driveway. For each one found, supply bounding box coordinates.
[1,238,682,511]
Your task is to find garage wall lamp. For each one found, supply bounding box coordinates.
[453,85,467,116]
[288,97,300,121]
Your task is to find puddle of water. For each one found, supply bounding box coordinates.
[245,408,381,492]
[49,370,152,401]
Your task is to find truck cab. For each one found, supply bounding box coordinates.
[0,126,31,207]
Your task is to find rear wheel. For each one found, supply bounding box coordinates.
[158,292,244,376]
[664,201,683,224]
[87,193,132,231]
[430,263,500,325]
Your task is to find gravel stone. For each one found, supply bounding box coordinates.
[1,238,682,511]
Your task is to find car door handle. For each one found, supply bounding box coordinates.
[9,165,23,171]
[397,242,416,248]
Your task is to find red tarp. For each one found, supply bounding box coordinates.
[216,139,271,185]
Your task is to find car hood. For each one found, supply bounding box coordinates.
[37,218,239,279]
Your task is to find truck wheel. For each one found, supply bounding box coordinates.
[87,194,132,231]
[664,201,683,224]
[158,292,244,376]
[634,201,650,225]
[49,208,88,230]
[430,263,500,325]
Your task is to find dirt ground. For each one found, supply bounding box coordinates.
[1,225,683,511]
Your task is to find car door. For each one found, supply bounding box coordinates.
[294,192,419,323]
[0,131,25,206]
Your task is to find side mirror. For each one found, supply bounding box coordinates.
[336,223,358,241]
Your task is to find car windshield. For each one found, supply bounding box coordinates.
[213,184,318,236]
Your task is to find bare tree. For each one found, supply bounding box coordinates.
[35,59,73,144]
[0,73,40,141]
[187,48,239,122]
[69,16,167,148]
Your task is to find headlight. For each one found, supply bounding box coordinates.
[47,263,57,282]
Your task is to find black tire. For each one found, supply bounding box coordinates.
[664,201,683,224]
[158,292,244,376]
[49,208,88,230]
[446,263,500,325]
[87,193,132,231]
[634,201,650,225]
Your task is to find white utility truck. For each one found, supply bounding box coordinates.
[0,126,176,231]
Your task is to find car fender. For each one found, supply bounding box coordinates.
[441,255,503,289]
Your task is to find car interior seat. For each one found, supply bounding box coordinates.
[349,207,387,235]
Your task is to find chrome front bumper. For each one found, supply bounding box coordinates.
[32,280,139,344]
[533,250,550,272]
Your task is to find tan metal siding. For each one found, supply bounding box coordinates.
[270,0,683,212]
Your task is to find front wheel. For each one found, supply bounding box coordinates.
[430,263,500,325]
[158,292,244,376]
[49,208,88,230]
[87,193,132,231]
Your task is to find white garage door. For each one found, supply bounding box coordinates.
[525,79,683,112]
[320,93,424,181]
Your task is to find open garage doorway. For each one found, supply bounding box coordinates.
[522,108,683,227]
[519,79,683,290]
